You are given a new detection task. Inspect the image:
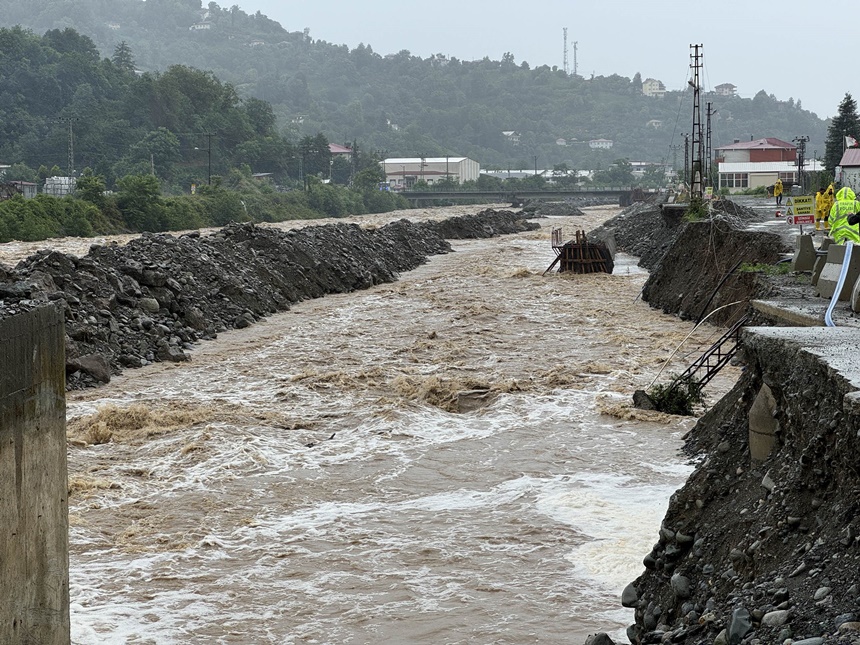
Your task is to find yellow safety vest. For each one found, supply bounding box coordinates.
[829,200,860,244]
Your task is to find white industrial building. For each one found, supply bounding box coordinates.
[381,157,480,188]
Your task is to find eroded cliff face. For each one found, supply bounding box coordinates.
[624,329,860,645]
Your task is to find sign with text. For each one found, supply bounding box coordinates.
[787,195,814,216]
[787,214,815,225]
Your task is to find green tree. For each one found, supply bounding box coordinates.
[824,93,860,174]
[112,41,136,73]
[116,174,165,231]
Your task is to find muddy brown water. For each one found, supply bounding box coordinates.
[56,206,739,644]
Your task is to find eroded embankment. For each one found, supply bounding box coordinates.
[0,209,538,388]
[624,328,860,645]
[594,200,789,325]
[587,201,860,645]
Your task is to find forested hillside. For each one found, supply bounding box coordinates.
[0,0,829,169]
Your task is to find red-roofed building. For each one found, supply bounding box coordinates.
[716,138,803,193]
[329,143,353,158]
[715,138,796,164]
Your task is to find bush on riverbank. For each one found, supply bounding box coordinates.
[0,172,411,243]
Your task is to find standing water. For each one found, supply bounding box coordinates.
[63,207,738,644]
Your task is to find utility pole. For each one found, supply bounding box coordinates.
[57,117,79,176]
[194,132,212,185]
[683,133,690,186]
[793,135,809,191]
[706,102,714,188]
[689,44,704,200]
[669,144,681,181]
[563,28,569,76]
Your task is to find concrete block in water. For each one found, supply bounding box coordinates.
[792,234,816,272]
[816,242,860,300]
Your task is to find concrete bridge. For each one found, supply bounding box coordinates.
[399,187,642,207]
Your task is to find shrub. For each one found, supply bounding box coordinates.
[647,374,704,416]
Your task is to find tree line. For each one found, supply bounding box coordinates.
[0,0,830,171]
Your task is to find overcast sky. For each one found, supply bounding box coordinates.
[241,0,848,122]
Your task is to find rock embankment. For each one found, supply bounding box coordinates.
[0,209,537,388]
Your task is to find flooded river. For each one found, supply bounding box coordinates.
[61,207,738,644]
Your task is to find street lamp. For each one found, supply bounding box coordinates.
[401,165,406,188]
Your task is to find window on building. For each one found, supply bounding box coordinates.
[779,172,796,183]
[721,173,748,188]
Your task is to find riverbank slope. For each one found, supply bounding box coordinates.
[590,197,860,645]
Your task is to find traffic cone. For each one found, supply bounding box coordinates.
[775,210,782,218]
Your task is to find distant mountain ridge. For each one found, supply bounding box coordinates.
[0,0,828,168]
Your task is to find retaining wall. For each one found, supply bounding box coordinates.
[0,305,69,644]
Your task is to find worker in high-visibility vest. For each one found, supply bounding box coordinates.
[830,186,860,244]
[821,183,835,230]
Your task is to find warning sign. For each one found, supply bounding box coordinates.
[787,214,815,225]
[787,195,814,216]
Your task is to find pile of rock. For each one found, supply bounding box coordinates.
[0,209,538,389]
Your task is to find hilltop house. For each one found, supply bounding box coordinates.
[642,78,666,98]
[715,83,737,97]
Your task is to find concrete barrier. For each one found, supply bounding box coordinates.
[811,237,833,286]
[816,242,860,300]
[791,234,816,272]
[1,305,69,644]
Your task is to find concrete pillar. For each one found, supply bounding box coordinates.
[791,235,816,272]
[816,242,860,300]
[1,305,69,644]
[749,383,778,461]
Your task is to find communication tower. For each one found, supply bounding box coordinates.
[563,28,569,75]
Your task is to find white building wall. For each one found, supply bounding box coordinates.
[721,150,750,163]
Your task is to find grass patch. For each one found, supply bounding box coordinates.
[738,262,792,276]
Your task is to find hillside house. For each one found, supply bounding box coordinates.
[589,139,614,150]
[9,180,37,199]
[642,78,666,98]
[329,143,353,159]
[502,131,521,145]
[715,83,737,97]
